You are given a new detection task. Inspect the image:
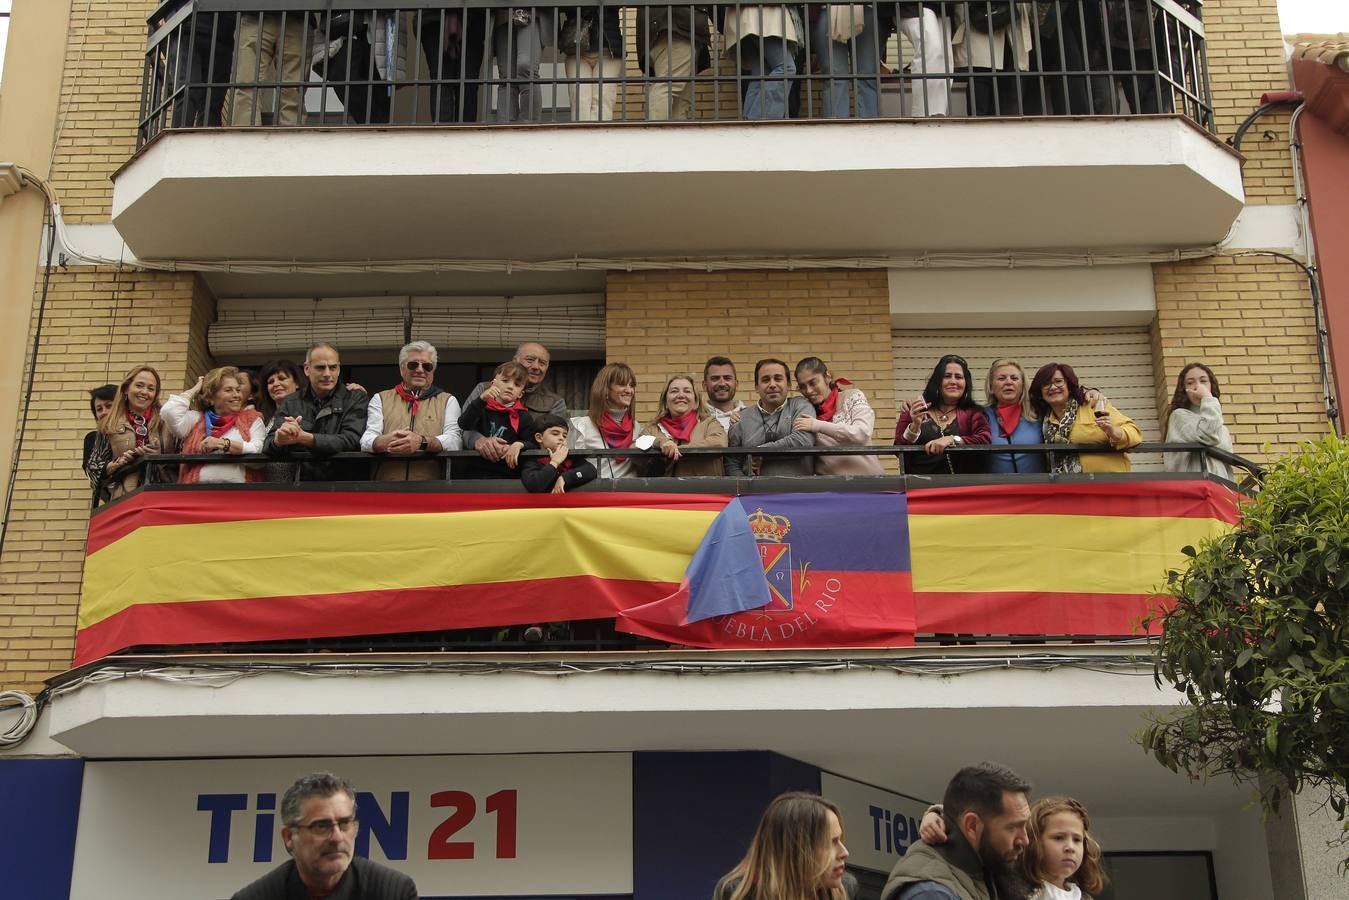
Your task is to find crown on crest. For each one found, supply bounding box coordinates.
[748,508,792,543]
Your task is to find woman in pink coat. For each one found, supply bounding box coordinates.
[791,356,884,475]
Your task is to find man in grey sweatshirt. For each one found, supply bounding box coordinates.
[727,358,816,477]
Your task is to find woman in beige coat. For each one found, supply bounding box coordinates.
[640,374,727,476]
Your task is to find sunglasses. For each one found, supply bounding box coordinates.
[405,361,436,372]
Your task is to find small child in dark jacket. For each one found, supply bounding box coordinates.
[521,413,597,493]
[457,361,535,477]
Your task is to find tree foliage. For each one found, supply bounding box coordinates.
[1141,434,1349,867]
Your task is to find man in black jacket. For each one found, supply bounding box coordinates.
[265,343,369,481]
[231,772,418,900]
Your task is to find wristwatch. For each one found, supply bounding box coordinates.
[951,435,963,445]
[419,435,429,451]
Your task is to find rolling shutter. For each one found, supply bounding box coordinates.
[411,295,604,353]
[208,297,408,358]
[892,327,1163,471]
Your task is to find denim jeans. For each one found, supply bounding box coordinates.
[740,36,796,120]
[810,7,879,118]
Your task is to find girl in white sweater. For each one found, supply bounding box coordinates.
[1019,796,1107,900]
[1164,362,1234,480]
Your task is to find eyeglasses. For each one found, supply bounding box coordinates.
[291,816,358,837]
[404,361,435,372]
[1047,378,1068,388]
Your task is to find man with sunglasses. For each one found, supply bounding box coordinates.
[361,341,462,481]
[231,771,417,899]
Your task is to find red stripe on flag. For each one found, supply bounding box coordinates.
[73,574,678,666]
[618,570,915,649]
[915,591,1174,636]
[87,490,732,555]
[907,480,1241,523]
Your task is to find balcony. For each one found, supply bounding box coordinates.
[109,0,1243,263]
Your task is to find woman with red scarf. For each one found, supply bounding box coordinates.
[86,364,176,503]
[791,357,884,475]
[570,362,647,479]
[640,374,727,476]
[161,367,266,484]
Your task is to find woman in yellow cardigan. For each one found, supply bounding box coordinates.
[1029,362,1142,473]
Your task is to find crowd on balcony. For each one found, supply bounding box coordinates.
[83,337,1234,502]
[154,0,1204,129]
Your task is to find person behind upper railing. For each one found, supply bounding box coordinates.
[361,341,463,481]
[82,383,117,472]
[161,367,266,485]
[640,374,728,476]
[86,365,176,504]
[895,355,991,475]
[264,343,370,481]
[635,3,712,120]
[457,361,535,477]
[727,358,817,477]
[1164,362,1233,481]
[717,4,805,119]
[491,6,556,122]
[227,9,313,126]
[559,2,625,121]
[953,1,1039,116]
[809,4,883,118]
[571,362,646,479]
[981,358,1046,475]
[1029,362,1141,473]
[878,2,954,117]
[791,356,883,475]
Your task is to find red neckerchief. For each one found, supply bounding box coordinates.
[658,410,698,443]
[996,403,1021,439]
[204,410,238,438]
[557,458,575,474]
[485,396,522,433]
[600,411,635,463]
[126,408,152,447]
[394,383,425,418]
[815,377,852,422]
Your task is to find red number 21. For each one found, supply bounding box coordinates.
[427,789,518,860]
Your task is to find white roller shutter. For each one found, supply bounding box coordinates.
[411,295,605,353]
[209,297,408,357]
[892,327,1163,471]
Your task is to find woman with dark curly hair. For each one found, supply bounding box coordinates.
[894,354,991,475]
[1029,362,1141,473]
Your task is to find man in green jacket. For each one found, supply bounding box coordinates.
[881,762,1031,900]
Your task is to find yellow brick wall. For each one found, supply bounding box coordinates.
[1150,255,1329,463]
[1204,0,1296,205]
[605,269,897,453]
[0,269,212,692]
[48,0,154,222]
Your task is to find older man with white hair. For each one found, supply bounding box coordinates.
[361,340,463,480]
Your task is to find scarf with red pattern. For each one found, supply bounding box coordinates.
[658,410,698,444]
[485,396,523,433]
[395,383,443,419]
[814,377,854,423]
[599,411,635,463]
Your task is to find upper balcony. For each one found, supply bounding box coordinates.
[109,0,1243,264]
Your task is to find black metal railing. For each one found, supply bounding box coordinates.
[137,0,1211,145]
[92,440,1260,510]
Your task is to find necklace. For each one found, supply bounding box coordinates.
[931,407,958,427]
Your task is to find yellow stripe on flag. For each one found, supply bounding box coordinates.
[908,513,1232,595]
[80,506,717,628]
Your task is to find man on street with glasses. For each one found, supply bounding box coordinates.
[231,771,418,899]
[361,341,462,481]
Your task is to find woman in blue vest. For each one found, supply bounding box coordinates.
[982,359,1046,474]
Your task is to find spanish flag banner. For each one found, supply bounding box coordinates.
[76,481,1239,666]
[77,490,728,666]
[907,480,1240,635]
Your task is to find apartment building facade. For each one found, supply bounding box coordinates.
[0,1,1344,898]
